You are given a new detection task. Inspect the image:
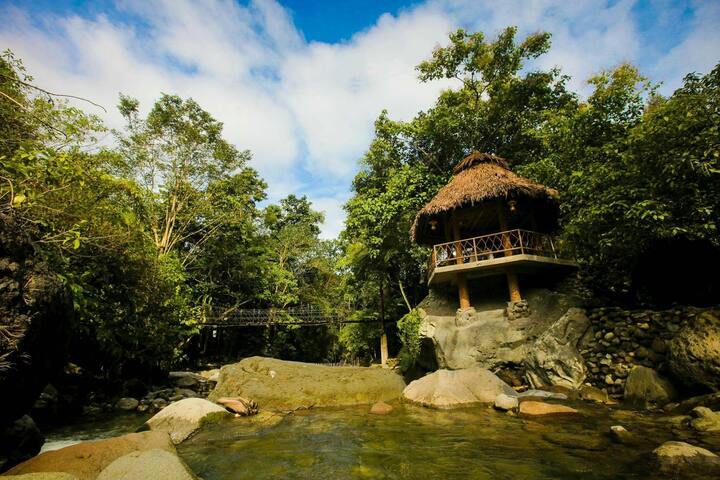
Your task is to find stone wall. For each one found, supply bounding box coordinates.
[581,306,713,397]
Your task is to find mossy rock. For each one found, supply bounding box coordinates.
[208,357,406,411]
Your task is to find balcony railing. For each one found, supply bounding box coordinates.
[428,229,557,277]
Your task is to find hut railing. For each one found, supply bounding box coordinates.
[428,229,557,275]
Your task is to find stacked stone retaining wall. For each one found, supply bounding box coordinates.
[581,306,715,397]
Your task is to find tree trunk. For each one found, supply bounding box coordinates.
[379,278,388,366]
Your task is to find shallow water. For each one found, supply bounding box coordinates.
[39,411,152,452]
[178,402,714,480]
[38,403,719,479]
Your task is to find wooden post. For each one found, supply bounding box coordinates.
[451,213,471,309]
[497,202,522,302]
[379,278,388,367]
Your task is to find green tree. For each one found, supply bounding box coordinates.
[524,63,720,300]
[340,27,575,362]
[116,94,259,266]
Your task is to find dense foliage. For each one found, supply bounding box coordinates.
[0,50,345,377]
[1,23,718,374]
[341,27,720,357]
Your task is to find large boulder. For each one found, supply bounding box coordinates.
[417,288,582,371]
[96,449,196,480]
[669,311,720,391]
[4,431,174,480]
[401,367,516,408]
[2,474,79,479]
[523,308,592,389]
[208,357,405,411]
[652,441,720,476]
[143,398,230,444]
[419,307,526,370]
[0,415,44,472]
[624,366,677,408]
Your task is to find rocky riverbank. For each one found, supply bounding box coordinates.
[4,356,720,479]
[582,306,717,397]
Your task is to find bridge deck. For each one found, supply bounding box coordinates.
[202,306,376,327]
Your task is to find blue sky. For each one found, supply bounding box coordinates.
[1,0,718,238]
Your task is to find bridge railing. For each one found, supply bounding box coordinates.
[201,305,370,327]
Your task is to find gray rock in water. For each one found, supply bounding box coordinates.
[144,398,230,444]
[652,441,720,476]
[608,425,638,445]
[669,311,720,391]
[97,448,197,480]
[174,376,199,389]
[518,389,568,400]
[494,393,519,411]
[402,367,516,409]
[523,308,593,389]
[115,398,139,411]
[624,366,677,408]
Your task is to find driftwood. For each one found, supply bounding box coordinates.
[215,396,258,416]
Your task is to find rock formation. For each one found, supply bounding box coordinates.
[96,448,197,480]
[208,356,406,411]
[669,311,720,391]
[5,431,174,479]
[401,367,516,408]
[523,308,593,389]
[623,366,677,408]
[416,288,582,373]
[143,398,230,444]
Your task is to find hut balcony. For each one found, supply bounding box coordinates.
[427,229,576,285]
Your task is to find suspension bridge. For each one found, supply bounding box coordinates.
[201,305,378,327]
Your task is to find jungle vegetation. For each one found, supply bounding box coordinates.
[1,25,718,375]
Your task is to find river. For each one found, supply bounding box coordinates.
[38,401,720,479]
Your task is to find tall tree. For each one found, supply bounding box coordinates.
[340,27,575,360]
[116,94,260,266]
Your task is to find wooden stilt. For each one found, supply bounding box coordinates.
[457,274,471,309]
[497,202,522,302]
[506,270,522,302]
[451,213,472,309]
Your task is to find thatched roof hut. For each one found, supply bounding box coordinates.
[411,151,559,246]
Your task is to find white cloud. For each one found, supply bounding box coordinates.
[309,193,351,240]
[1,0,715,237]
[279,5,455,179]
[435,0,642,94]
[650,0,720,93]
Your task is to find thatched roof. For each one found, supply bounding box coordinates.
[411,151,558,245]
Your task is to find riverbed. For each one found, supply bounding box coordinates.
[38,401,720,479]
